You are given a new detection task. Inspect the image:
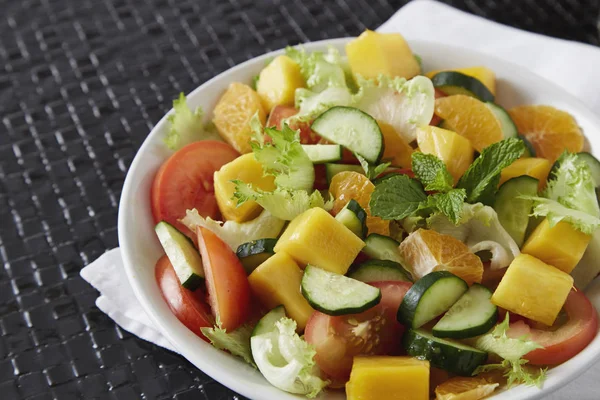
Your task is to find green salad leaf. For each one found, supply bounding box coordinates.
[201,324,256,367]
[355,153,391,180]
[164,93,221,150]
[458,138,525,205]
[370,174,428,220]
[285,46,349,92]
[411,152,453,192]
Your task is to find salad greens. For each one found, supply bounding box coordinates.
[201,324,256,367]
[164,93,221,150]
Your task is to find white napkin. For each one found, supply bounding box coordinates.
[81,0,600,397]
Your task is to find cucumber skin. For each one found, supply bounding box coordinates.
[431,71,494,103]
[495,176,538,247]
[403,329,488,376]
[363,234,404,265]
[252,305,286,337]
[236,239,277,258]
[340,199,367,238]
[300,266,382,316]
[397,271,468,329]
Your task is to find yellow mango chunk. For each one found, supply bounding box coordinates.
[346,356,430,400]
[380,122,413,168]
[256,55,305,111]
[492,254,573,326]
[274,208,365,275]
[346,30,420,80]
[499,158,552,190]
[213,154,276,222]
[522,219,591,273]
[417,126,474,184]
[248,252,314,330]
[426,66,496,95]
[213,83,266,154]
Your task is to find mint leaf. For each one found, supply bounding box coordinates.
[411,152,453,192]
[458,138,525,205]
[428,189,467,224]
[370,174,427,220]
[356,153,391,180]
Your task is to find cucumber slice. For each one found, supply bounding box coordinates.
[348,260,412,283]
[486,103,517,138]
[494,176,539,247]
[155,222,204,290]
[430,71,494,102]
[251,305,286,337]
[432,284,498,339]
[301,265,381,315]
[335,199,367,238]
[301,144,343,164]
[311,106,384,164]
[519,135,536,157]
[363,234,405,265]
[236,238,277,274]
[325,163,364,184]
[403,329,488,376]
[397,271,468,329]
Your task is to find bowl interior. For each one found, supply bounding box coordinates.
[118,38,600,400]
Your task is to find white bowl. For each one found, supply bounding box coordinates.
[118,38,600,400]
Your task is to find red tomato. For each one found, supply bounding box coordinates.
[196,227,251,331]
[151,141,239,237]
[313,164,329,191]
[267,105,321,144]
[507,288,598,365]
[155,255,214,341]
[305,281,412,384]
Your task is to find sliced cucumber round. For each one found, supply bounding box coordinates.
[432,284,498,339]
[301,265,381,316]
[311,106,384,164]
[519,135,536,157]
[301,144,343,164]
[236,238,277,274]
[335,199,367,238]
[403,329,488,376]
[363,233,404,265]
[348,260,412,283]
[486,102,517,138]
[324,163,364,184]
[251,305,286,337]
[397,271,468,329]
[494,176,539,247]
[155,222,204,290]
[430,71,494,102]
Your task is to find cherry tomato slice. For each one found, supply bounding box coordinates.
[267,105,321,144]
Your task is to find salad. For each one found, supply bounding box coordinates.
[149,30,599,400]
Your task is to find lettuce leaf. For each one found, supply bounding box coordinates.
[251,316,328,398]
[285,46,349,92]
[180,209,285,250]
[233,184,332,221]
[292,87,354,123]
[164,93,221,150]
[428,203,520,269]
[201,324,255,367]
[473,314,546,388]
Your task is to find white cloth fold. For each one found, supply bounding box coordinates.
[81,1,600,397]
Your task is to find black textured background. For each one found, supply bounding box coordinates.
[1,1,599,399]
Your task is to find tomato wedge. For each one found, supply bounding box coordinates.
[267,105,321,144]
[305,281,412,385]
[196,227,251,331]
[508,288,598,365]
[155,255,214,340]
[151,141,239,236]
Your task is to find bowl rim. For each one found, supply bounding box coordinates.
[118,37,600,400]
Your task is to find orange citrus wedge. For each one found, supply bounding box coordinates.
[434,94,503,152]
[399,229,483,285]
[508,105,583,162]
[330,171,390,236]
[435,376,500,400]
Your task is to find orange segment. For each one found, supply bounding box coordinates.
[399,229,483,285]
[435,376,499,400]
[379,122,414,168]
[213,82,267,154]
[508,105,583,162]
[330,171,390,236]
[434,95,503,152]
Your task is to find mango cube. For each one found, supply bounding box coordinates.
[491,254,573,326]
[417,126,474,184]
[522,219,591,273]
[213,154,276,222]
[346,356,430,400]
[426,66,496,95]
[499,157,552,190]
[380,122,413,168]
[248,252,314,330]
[274,208,365,275]
[346,30,420,80]
[256,55,305,111]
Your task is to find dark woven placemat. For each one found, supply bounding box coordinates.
[0,0,598,399]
